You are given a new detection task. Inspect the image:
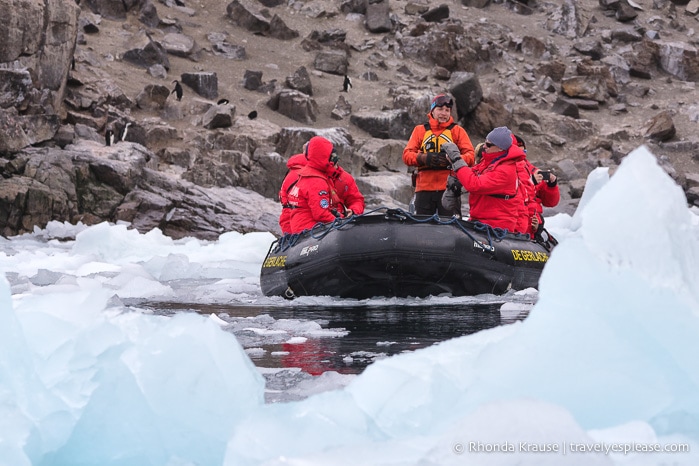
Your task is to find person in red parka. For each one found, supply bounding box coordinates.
[442,126,526,231]
[287,136,345,234]
[403,94,475,216]
[513,136,560,239]
[279,144,365,235]
[510,135,537,236]
[278,152,309,234]
[330,164,365,217]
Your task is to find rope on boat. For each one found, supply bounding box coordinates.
[473,221,509,242]
[272,216,351,253]
[271,207,531,254]
[378,208,530,246]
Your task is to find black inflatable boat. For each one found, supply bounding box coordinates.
[260,208,554,299]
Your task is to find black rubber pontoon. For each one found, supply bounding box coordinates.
[260,208,553,299]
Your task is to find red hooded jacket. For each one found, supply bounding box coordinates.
[454,144,527,231]
[515,158,561,237]
[330,165,365,216]
[514,157,537,235]
[530,161,561,235]
[278,153,308,234]
[288,137,343,234]
[279,155,365,234]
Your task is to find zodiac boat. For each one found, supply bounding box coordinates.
[260,208,553,299]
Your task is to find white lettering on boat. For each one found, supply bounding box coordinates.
[300,245,319,256]
[473,241,495,252]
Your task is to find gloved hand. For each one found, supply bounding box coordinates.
[446,174,462,194]
[416,151,450,169]
[441,186,462,218]
[441,143,467,171]
[441,175,463,218]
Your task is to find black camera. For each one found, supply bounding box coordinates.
[539,170,551,181]
[424,141,436,153]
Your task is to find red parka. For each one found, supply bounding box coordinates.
[330,166,365,215]
[515,159,561,237]
[454,145,527,231]
[500,133,539,235]
[279,155,365,234]
[530,161,561,235]
[535,178,561,211]
[515,158,537,235]
[288,137,343,234]
[403,113,475,191]
[278,153,308,234]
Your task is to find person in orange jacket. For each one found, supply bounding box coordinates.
[442,127,526,231]
[402,94,475,216]
[286,136,356,234]
[279,142,364,235]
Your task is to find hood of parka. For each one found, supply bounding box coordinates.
[287,153,307,169]
[305,136,335,173]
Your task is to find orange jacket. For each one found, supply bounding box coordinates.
[403,113,475,191]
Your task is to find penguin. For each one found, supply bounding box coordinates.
[105,128,114,146]
[171,80,183,101]
[217,98,230,105]
[342,75,352,92]
[117,122,131,143]
[247,110,258,120]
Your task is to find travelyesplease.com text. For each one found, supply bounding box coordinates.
[452,441,690,456]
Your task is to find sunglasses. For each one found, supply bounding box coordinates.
[432,95,453,109]
[484,141,494,148]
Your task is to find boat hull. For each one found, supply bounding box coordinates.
[260,211,551,299]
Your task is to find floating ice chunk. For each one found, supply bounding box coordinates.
[286,336,308,344]
[209,313,230,326]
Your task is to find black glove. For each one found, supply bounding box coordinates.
[441,175,463,218]
[417,152,450,169]
[446,174,462,194]
[441,143,467,171]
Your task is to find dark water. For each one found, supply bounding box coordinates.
[143,302,530,376]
